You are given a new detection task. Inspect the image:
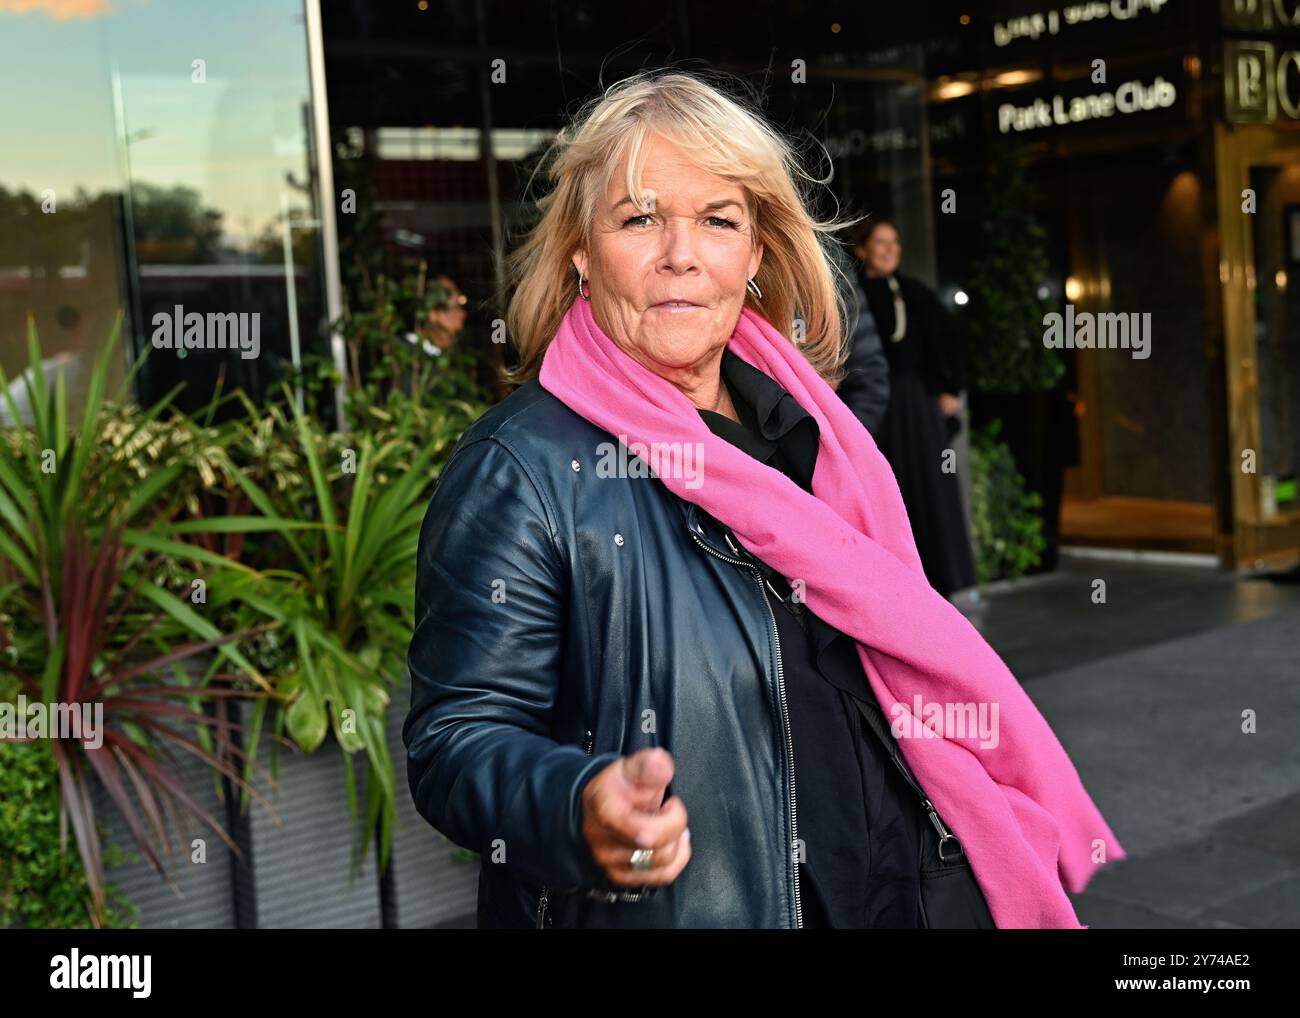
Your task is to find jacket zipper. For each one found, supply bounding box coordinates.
[688,525,803,929]
[580,728,653,902]
[535,728,603,928]
[534,885,549,929]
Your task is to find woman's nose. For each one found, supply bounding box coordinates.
[658,218,701,271]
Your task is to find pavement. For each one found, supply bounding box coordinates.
[957,551,1300,928]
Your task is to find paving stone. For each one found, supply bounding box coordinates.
[1199,873,1300,929]
[1209,792,1300,865]
[1072,891,1241,930]
[1079,839,1294,922]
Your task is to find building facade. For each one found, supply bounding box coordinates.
[3,0,1296,565]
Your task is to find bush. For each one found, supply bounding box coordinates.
[0,740,137,929]
[969,418,1046,583]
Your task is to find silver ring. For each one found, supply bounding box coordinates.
[630,848,655,871]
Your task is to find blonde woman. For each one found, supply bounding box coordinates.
[403,69,1123,929]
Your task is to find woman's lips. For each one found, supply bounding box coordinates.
[651,301,704,312]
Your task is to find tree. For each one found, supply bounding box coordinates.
[965,144,1064,394]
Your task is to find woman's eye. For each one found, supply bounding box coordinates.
[621,214,739,229]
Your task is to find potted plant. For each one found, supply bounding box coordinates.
[0,316,282,927]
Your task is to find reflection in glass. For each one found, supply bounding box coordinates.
[0,0,326,423]
[1249,165,1300,517]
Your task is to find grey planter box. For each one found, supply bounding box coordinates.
[90,697,381,927]
[92,738,237,929]
[84,668,480,927]
[238,707,382,929]
[384,668,480,928]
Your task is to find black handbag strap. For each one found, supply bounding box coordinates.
[851,694,966,862]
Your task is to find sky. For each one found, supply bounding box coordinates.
[0,0,315,246]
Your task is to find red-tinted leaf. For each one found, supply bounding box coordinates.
[113,743,171,861]
[103,731,243,856]
[51,740,105,918]
[129,716,273,815]
[84,742,170,877]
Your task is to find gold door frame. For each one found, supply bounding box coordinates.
[1215,120,1300,570]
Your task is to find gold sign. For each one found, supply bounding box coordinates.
[1221,0,1300,31]
[1225,38,1300,121]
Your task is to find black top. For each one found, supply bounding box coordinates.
[696,348,922,928]
[860,269,968,396]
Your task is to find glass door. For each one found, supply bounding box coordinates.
[1215,122,1300,569]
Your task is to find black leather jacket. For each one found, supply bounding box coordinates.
[404,375,818,928]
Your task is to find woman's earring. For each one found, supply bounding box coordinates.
[578,271,591,301]
[746,277,762,300]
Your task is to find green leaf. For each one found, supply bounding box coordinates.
[285,689,328,753]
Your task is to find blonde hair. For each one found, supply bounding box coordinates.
[499,68,867,388]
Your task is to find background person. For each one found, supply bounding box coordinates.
[852,217,976,596]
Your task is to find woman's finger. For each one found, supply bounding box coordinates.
[601,828,692,887]
[590,793,688,853]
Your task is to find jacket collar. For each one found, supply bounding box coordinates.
[716,347,816,448]
[700,348,820,492]
[681,502,844,663]
[682,344,822,533]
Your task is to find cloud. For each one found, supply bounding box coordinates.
[0,0,118,20]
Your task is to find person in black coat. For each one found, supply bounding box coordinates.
[851,218,976,596]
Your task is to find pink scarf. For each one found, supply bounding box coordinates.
[539,295,1125,928]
